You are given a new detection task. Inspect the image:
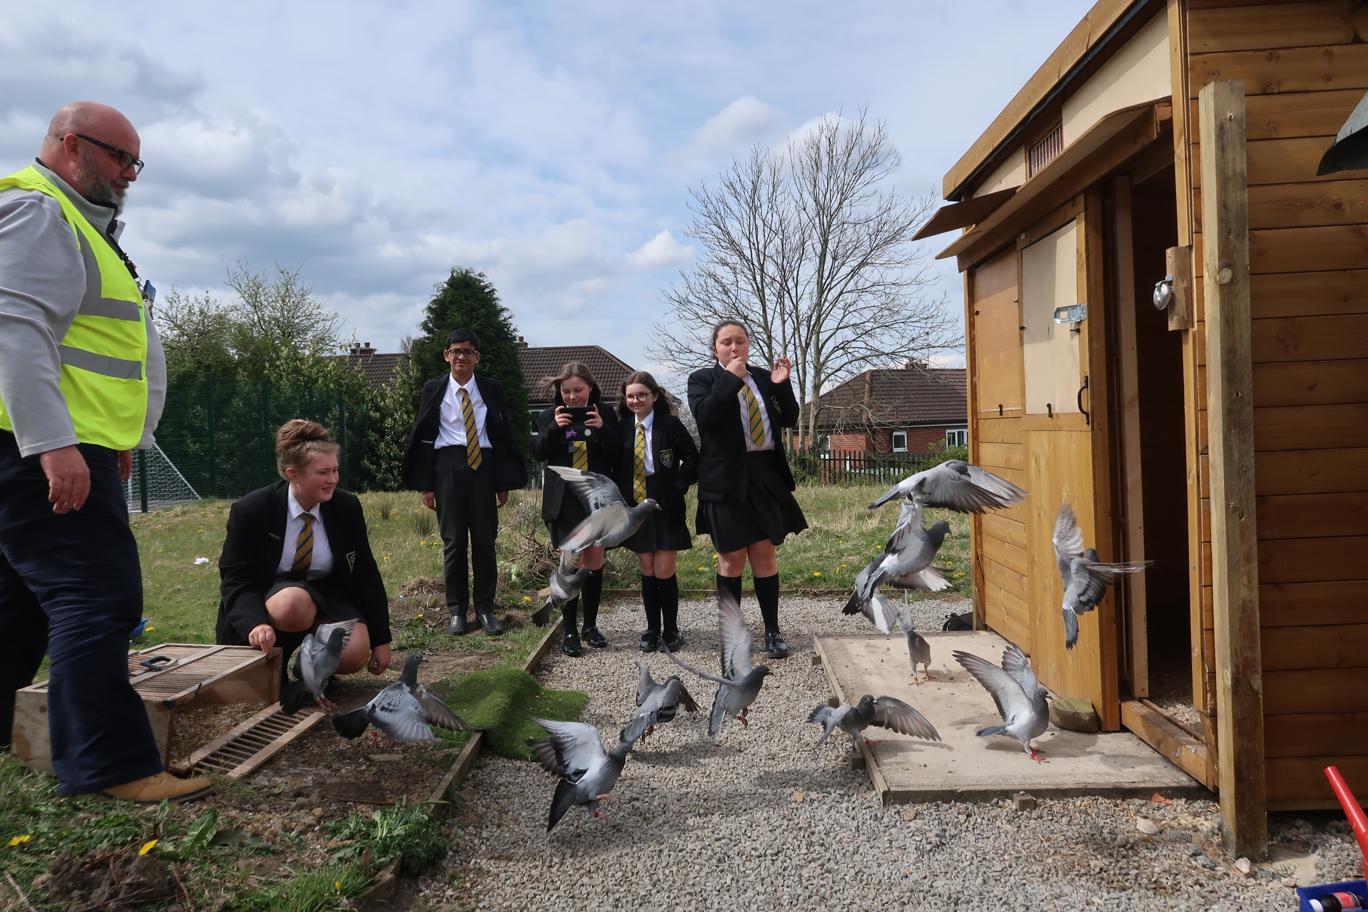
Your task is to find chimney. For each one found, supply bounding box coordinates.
[350,341,375,356]
[516,335,529,350]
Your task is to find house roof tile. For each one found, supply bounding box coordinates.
[804,367,966,429]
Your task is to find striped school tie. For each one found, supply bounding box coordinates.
[571,440,589,471]
[460,388,483,470]
[634,423,648,503]
[289,513,315,580]
[739,382,767,447]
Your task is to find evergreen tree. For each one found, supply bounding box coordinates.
[412,268,531,464]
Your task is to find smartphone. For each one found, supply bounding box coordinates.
[564,406,590,425]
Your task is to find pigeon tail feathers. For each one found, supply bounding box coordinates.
[332,706,370,739]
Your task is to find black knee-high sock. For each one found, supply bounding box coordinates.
[561,597,579,634]
[716,573,742,608]
[641,575,661,634]
[581,568,604,629]
[658,574,680,636]
[754,573,781,634]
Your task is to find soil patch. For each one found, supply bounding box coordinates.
[35,849,181,911]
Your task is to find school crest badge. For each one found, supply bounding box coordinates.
[660,448,675,468]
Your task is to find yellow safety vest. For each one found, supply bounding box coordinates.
[0,166,148,450]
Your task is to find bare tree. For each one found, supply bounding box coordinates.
[650,109,958,451]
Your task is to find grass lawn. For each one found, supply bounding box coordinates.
[1,481,971,910]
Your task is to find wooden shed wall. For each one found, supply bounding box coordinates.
[1179,0,1368,809]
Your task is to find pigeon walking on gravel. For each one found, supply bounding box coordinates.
[546,465,661,552]
[332,654,480,743]
[294,620,353,711]
[661,590,772,735]
[868,460,1027,512]
[897,610,933,684]
[843,496,951,621]
[953,644,1051,762]
[530,719,634,831]
[532,550,589,627]
[1053,503,1153,650]
[620,661,699,746]
[807,694,941,748]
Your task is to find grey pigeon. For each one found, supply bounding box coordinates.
[868,459,1027,512]
[620,661,699,745]
[807,694,941,748]
[661,589,771,735]
[532,549,589,627]
[897,609,933,684]
[843,496,951,621]
[547,465,661,552]
[332,654,481,742]
[294,620,353,710]
[1053,503,1153,650]
[953,644,1050,762]
[530,719,633,832]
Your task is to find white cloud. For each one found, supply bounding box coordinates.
[627,230,693,271]
[686,96,787,159]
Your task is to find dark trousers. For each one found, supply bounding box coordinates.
[0,431,162,793]
[434,446,498,615]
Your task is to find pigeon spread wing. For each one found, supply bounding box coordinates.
[953,650,1031,724]
[414,685,480,732]
[871,696,942,741]
[717,589,753,681]
[531,719,607,781]
[634,661,659,707]
[999,644,1039,698]
[1052,503,1085,584]
[558,502,629,553]
[865,593,898,635]
[546,465,625,513]
[665,677,700,713]
[913,461,1027,514]
[367,682,438,742]
[296,633,327,696]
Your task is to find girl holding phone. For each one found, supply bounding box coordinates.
[533,363,619,655]
[616,371,698,652]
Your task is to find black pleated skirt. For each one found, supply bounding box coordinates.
[696,451,808,553]
[547,492,591,549]
[624,475,692,554]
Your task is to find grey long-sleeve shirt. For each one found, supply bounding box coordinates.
[0,160,165,457]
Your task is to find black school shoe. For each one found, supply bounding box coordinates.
[764,631,790,659]
[562,630,584,657]
[581,625,608,648]
[663,631,685,652]
[639,631,659,653]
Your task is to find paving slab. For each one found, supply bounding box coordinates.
[813,630,1208,804]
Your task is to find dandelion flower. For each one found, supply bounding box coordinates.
[696,566,706,571]
[8,834,31,847]
[138,839,157,855]
[416,613,425,620]
[812,571,823,578]
[522,595,533,604]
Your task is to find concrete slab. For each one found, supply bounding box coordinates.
[812,630,1208,804]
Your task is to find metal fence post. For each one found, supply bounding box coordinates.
[138,449,149,513]
[206,372,218,496]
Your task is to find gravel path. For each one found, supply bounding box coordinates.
[408,596,1360,912]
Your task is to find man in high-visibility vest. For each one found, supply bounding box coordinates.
[0,102,208,802]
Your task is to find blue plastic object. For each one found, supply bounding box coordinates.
[130,617,149,639]
[1296,879,1367,911]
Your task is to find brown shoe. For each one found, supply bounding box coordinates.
[103,771,212,803]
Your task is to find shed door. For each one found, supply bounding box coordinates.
[1019,200,1119,729]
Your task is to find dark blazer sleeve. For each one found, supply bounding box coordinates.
[401,378,444,491]
[688,366,744,430]
[532,405,562,461]
[669,416,700,492]
[591,406,619,474]
[765,374,800,427]
[338,492,390,648]
[216,489,274,644]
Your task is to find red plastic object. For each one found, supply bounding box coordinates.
[1325,766,1368,877]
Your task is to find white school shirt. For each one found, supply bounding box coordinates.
[435,374,492,449]
[725,365,774,452]
[634,412,656,475]
[278,487,334,579]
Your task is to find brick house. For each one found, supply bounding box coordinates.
[796,365,967,455]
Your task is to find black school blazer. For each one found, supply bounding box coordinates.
[401,372,527,494]
[615,406,698,517]
[532,388,620,524]
[216,480,391,648]
[686,363,799,503]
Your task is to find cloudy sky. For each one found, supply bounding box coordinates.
[4,1,1094,379]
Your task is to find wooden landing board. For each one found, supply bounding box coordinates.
[812,631,1206,804]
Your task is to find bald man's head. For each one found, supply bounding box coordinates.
[38,101,141,213]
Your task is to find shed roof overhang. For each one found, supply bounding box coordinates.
[937,99,1167,270]
[912,188,1016,241]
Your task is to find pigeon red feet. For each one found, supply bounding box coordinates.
[317,696,338,713]
[1029,748,1048,763]
[738,709,749,727]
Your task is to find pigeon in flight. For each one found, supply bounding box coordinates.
[620,661,699,746]
[661,590,771,735]
[844,496,951,621]
[897,609,933,684]
[530,719,634,831]
[868,460,1027,512]
[547,465,661,552]
[294,620,353,711]
[1053,503,1153,650]
[953,644,1050,762]
[807,694,942,748]
[332,654,481,742]
[532,549,589,627]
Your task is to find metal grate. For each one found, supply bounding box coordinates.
[173,704,325,780]
[1028,123,1064,177]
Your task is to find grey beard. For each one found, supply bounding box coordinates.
[75,151,126,214]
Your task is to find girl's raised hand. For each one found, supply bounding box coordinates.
[554,406,574,428]
[771,356,791,384]
[726,356,749,379]
[585,404,604,428]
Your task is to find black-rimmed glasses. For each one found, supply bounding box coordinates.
[73,133,144,174]
[445,347,478,360]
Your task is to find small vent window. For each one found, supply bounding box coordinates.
[1028,123,1064,177]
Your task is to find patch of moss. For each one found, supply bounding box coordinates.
[440,667,587,762]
